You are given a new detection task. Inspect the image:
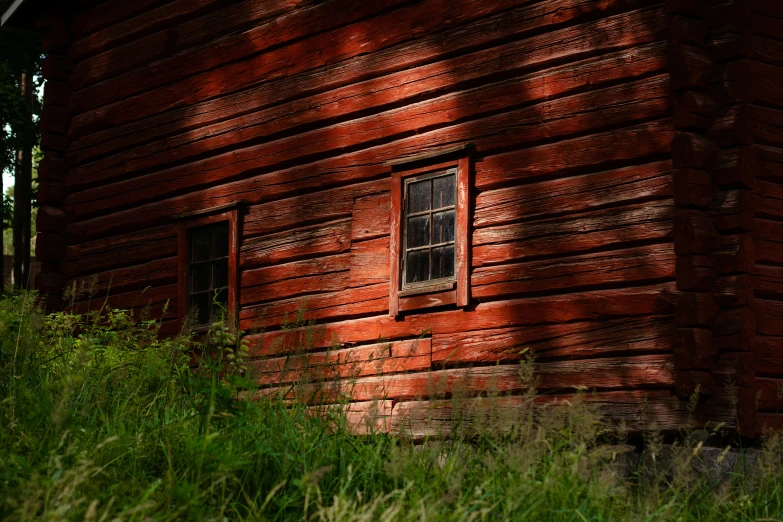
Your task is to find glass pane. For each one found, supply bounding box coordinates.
[407,180,430,214]
[191,293,210,325]
[191,227,212,262]
[213,259,229,289]
[432,210,455,244]
[432,246,455,280]
[406,249,429,284]
[212,288,228,320]
[191,264,211,292]
[433,174,455,208]
[214,223,229,258]
[407,215,430,248]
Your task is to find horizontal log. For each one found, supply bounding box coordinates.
[306,400,394,435]
[675,292,719,327]
[250,338,431,387]
[246,283,679,355]
[756,219,783,265]
[473,200,675,267]
[259,355,676,404]
[68,0,504,113]
[240,283,388,329]
[754,378,783,412]
[35,232,66,263]
[669,14,707,47]
[243,179,386,237]
[472,243,675,299]
[710,60,783,108]
[66,256,177,298]
[757,299,783,336]
[432,315,673,365]
[714,308,756,352]
[70,0,318,89]
[241,253,351,306]
[669,45,714,91]
[68,2,666,139]
[36,205,66,233]
[709,190,754,233]
[754,179,783,219]
[62,224,177,277]
[66,117,674,243]
[713,233,755,274]
[70,283,177,321]
[240,218,351,269]
[674,209,719,255]
[69,9,667,168]
[755,335,783,374]
[711,146,757,189]
[474,160,672,229]
[675,371,715,401]
[713,352,754,389]
[349,237,390,288]
[37,182,66,206]
[65,74,673,218]
[752,263,783,300]
[713,274,754,307]
[673,168,717,208]
[69,0,228,60]
[70,0,169,39]
[351,192,390,242]
[672,132,718,170]
[674,328,718,370]
[676,255,716,291]
[390,389,737,438]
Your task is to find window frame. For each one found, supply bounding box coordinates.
[177,206,239,331]
[389,152,471,316]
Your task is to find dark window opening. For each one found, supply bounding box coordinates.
[402,169,457,287]
[188,222,229,326]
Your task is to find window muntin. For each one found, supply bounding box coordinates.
[402,169,457,288]
[188,222,229,326]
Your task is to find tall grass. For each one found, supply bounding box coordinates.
[1,291,783,521]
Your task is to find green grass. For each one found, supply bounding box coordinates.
[1,291,783,521]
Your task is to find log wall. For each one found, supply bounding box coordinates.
[33,0,783,436]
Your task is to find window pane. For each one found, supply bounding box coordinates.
[432,246,455,280]
[191,228,212,262]
[214,223,229,258]
[407,180,430,214]
[213,259,229,289]
[191,264,211,292]
[432,210,455,244]
[212,288,228,320]
[407,215,430,248]
[191,293,211,325]
[433,174,455,208]
[406,249,429,284]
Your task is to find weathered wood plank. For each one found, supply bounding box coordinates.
[65,74,672,218]
[431,315,673,365]
[243,179,386,237]
[473,200,674,267]
[70,0,318,89]
[65,118,674,242]
[249,338,431,387]
[472,244,675,299]
[247,283,678,355]
[68,1,665,140]
[474,160,671,229]
[240,283,388,329]
[259,355,675,404]
[753,264,783,300]
[70,283,177,321]
[754,179,783,219]
[240,218,351,269]
[755,335,783,374]
[755,218,783,265]
[390,389,736,438]
[349,238,390,288]
[240,253,351,306]
[62,225,178,277]
[351,192,390,242]
[757,299,783,336]
[66,256,177,298]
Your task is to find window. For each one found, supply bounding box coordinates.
[177,205,239,330]
[188,222,229,325]
[403,169,457,288]
[388,145,471,316]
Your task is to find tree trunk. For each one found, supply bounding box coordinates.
[13,72,33,289]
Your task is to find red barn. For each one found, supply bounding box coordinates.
[4,0,783,437]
